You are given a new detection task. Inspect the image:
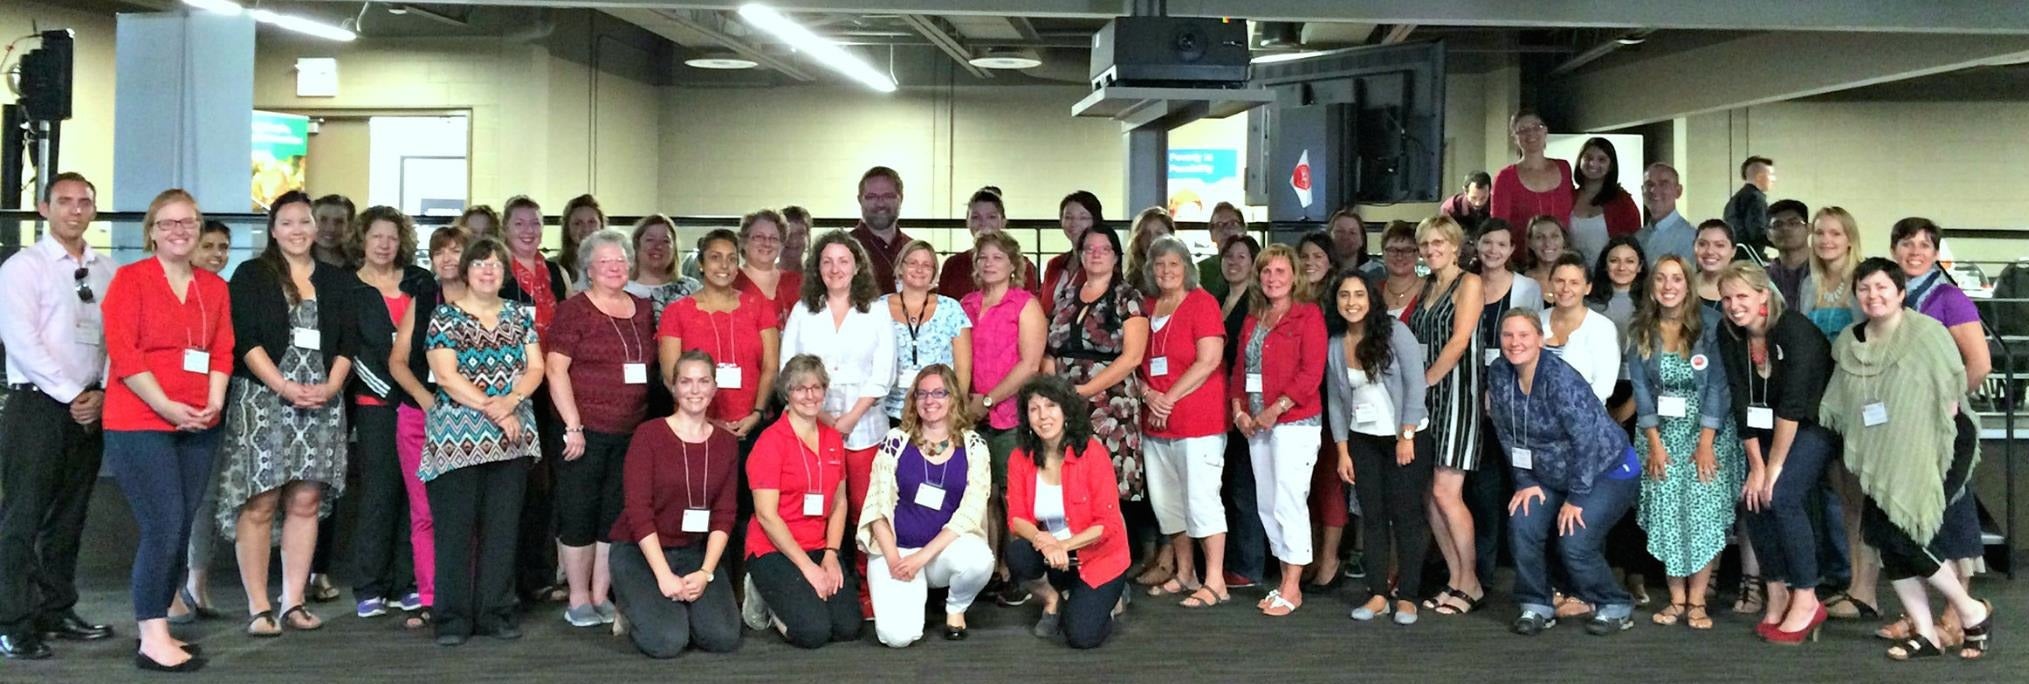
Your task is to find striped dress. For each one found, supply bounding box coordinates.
[1410,275,1484,471]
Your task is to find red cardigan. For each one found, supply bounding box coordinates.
[1596,191,1643,238]
[1006,437,1129,587]
[1228,302,1328,425]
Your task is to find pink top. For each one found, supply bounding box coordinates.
[356,292,412,408]
[961,286,1034,430]
[1489,159,1575,230]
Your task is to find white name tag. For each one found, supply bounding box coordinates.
[1862,402,1888,427]
[1354,401,1380,425]
[292,327,320,350]
[1050,525,1073,541]
[427,369,437,384]
[74,319,103,346]
[1657,395,1688,418]
[715,364,742,389]
[1483,348,1499,366]
[682,508,710,533]
[1510,447,1533,470]
[623,362,648,385]
[1149,356,1170,377]
[1245,373,1263,393]
[183,349,210,374]
[802,492,825,517]
[912,483,947,509]
[390,332,398,344]
[1747,406,1774,430]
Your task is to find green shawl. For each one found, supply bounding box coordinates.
[1820,312,1976,544]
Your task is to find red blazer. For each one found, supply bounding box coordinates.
[1228,301,1327,425]
[1006,437,1129,587]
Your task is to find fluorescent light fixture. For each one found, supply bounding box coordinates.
[248,9,358,42]
[182,0,243,15]
[685,53,760,70]
[968,48,1042,70]
[1250,51,1321,64]
[737,4,895,92]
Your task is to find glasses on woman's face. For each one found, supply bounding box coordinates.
[914,388,950,400]
[790,383,826,396]
[153,218,197,231]
[468,261,505,274]
[1384,245,1418,258]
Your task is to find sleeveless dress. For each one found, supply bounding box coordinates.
[1409,276,1483,470]
[216,299,347,540]
[1635,351,1747,577]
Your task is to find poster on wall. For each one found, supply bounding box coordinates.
[1167,148,1243,223]
[252,110,310,211]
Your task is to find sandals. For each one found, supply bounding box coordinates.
[1422,586,1460,610]
[1261,593,1300,617]
[1876,615,1917,641]
[1732,575,1764,615]
[309,574,341,603]
[1553,593,1593,618]
[1132,556,1176,587]
[245,610,281,638]
[1179,586,1230,609]
[1651,603,1687,626]
[402,609,433,631]
[1686,603,1714,630]
[1257,589,1282,611]
[1822,591,1880,620]
[1887,635,1943,661]
[1960,599,1994,660]
[1147,577,1201,598]
[1434,588,1485,616]
[281,605,323,631]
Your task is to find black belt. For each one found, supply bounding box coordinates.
[7,382,101,394]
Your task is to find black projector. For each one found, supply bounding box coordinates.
[1089,16,1250,90]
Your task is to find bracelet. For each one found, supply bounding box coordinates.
[564,425,584,434]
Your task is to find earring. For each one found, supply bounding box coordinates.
[1759,303,1768,317]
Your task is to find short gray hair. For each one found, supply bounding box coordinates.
[1141,235,1200,294]
[577,228,635,281]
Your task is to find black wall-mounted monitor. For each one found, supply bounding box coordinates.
[1248,41,1445,222]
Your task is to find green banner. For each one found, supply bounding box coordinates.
[252,110,309,211]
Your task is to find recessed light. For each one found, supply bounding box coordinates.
[685,55,760,70]
[969,55,1041,69]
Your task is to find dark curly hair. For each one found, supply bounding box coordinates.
[798,229,878,313]
[1586,235,1649,309]
[1322,268,1395,377]
[1015,375,1094,467]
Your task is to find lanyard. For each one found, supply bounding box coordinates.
[179,273,209,351]
[900,293,929,367]
[604,304,642,363]
[677,429,709,510]
[1151,294,1182,360]
[798,429,823,502]
[706,306,739,366]
[920,440,952,490]
[1744,334,1770,407]
[1507,368,1531,452]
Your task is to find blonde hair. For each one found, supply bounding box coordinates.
[1715,260,1786,326]
[142,189,203,253]
[1807,206,1863,309]
[1414,214,1465,252]
[971,232,1027,290]
[896,239,940,289]
[897,364,975,438]
[1247,242,1308,314]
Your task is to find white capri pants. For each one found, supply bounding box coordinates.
[1145,434,1228,538]
[1250,423,1321,566]
[865,534,994,648]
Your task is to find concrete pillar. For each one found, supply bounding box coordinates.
[1125,126,1167,218]
[112,11,255,266]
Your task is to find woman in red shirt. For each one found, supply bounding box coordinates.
[732,210,803,326]
[1489,108,1574,233]
[1137,237,1230,608]
[1040,191,1103,314]
[102,189,234,672]
[1229,243,1328,617]
[744,354,859,648]
[1005,375,1129,649]
[1569,137,1643,266]
[659,228,780,440]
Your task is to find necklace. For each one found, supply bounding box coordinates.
[1386,277,1418,301]
[919,436,952,458]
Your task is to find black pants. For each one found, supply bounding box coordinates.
[1468,415,1513,580]
[428,458,528,638]
[516,400,562,600]
[1347,432,1433,600]
[1004,538,1126,649]
[1219,428,1267,582]
[747,551,861,649]
[0,389,102,635]
[610,543,740,658]
[554,429,628,547]
[350,403,415,600]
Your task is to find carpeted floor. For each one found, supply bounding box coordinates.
[5,481,2023,682]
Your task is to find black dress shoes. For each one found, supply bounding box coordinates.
[0,634,52,660]
[135,651,208,673]
[38,611,113,641]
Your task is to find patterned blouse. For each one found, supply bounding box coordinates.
[626,277,703,320]
[881,292,972,419]
[420,301,543,482]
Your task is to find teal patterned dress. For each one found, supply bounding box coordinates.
[1636,351,1747,577]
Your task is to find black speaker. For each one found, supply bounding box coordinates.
[1089,17,1249,89]
[19,30,73,122]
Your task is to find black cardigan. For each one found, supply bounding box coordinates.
[396,271,445,409]
[500,257,567,310]
[229,258,359,381]
[345,265,434,402]
[1718,311,1833,439]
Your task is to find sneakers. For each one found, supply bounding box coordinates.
[593,602,616,625]
[1343,553,1368,579]
[1511,611,1557,636]
[994,583,1033,607]
[1586,614,1635,636]
[355,598,388,619]
[397,592,423,612]
[1032,611,1061,639]
[741,576,771,631]
[563,604,604,628]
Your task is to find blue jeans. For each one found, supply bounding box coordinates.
[104,428,221,621]
[1741,425,1835,589]
[1511,473,1638,620]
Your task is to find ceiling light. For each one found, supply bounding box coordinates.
[737,4,895,92]
[249,9,358,42]
[685,53,760,70]
[1615,30,1652,46]
[182,0,243,15]
[968,48,1041,70]
[1250,51,1321,64]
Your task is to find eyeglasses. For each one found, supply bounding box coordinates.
[468,261,505,273]
[1513,123,1548,135]
[1384,247,1419,257]
[913,388,951,400]
[789,384,827,395]
[153,218,197,231]
[73,267,94,303]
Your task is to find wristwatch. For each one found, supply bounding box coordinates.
[1399,427,1415,441]
[981,395,995,409]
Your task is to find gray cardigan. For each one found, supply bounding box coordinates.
[1325,320,1428,442]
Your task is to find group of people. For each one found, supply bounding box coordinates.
[0,122,1998,672]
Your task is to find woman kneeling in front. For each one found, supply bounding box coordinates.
[608,350,742,657]
[1487,309,1642,636]
[859,365,994,646]
[1005,375,1131,649]
[745,354,861,648]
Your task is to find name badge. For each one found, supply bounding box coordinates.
[913,483,947,509]
[715,363,742,389]
[682,508,710,533]
[292,327,320,350]
[1862,402,1888,427]
[74,319,103,346]
[390,332,398,344]
[427,369,438,384]
[1050,524,1073,541]
[623,363,648,385]
[1245,373,1263,393]
[1657,395,1688,418]
[1354,401,1380,425]
[183,349,210,374]
[1747,405,1774,430]
[1149,357,1170,377]
[1510,447,1533,470]
[802,493,825,517]
[1483,349,1499,366]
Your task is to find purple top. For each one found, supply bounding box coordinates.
[962,287,1033,430]
[1917,280,1980,329]
[893,443,969,548]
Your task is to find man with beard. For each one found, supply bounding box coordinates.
[849,167,913,295]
